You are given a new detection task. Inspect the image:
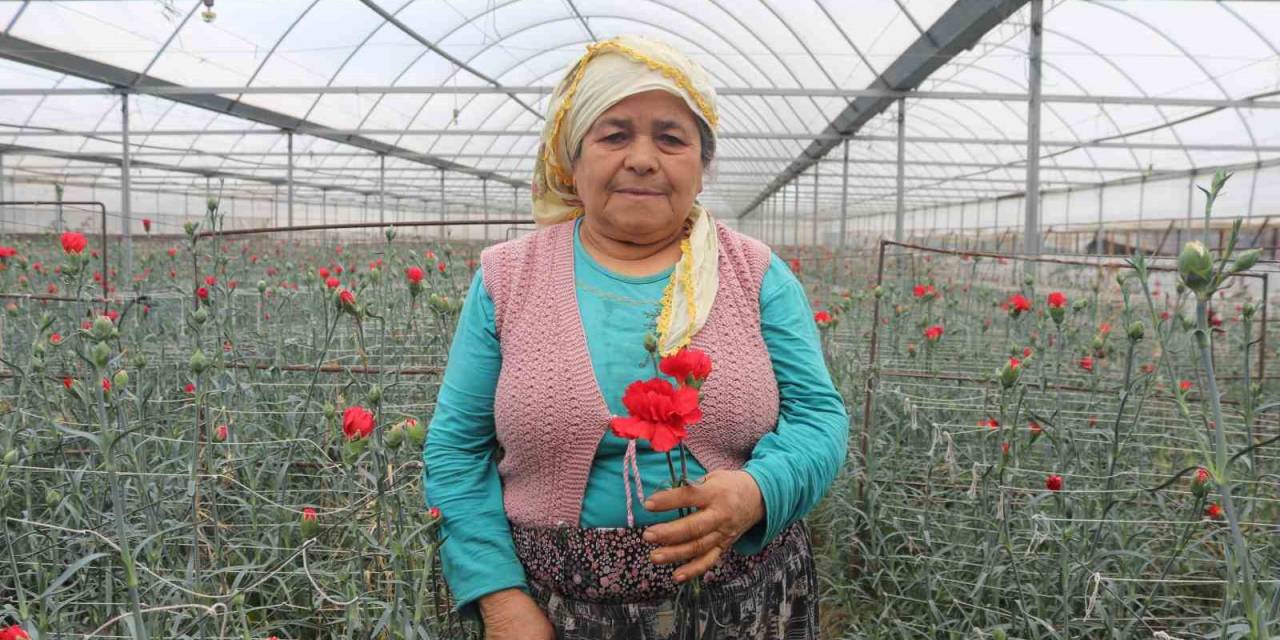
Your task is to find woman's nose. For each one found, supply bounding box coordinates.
[622,135,659,174]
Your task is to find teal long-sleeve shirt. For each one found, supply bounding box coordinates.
[423,217,849,618]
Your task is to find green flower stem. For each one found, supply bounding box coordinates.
[1194,298,1265,637]
[95,370,149,640]
[1087,335,1138,556]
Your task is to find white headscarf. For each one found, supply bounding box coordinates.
[531,35,719,356]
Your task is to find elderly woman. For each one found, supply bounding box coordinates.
[423,35,849,639]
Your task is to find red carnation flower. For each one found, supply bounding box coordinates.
[342,406,375,441]
[1047,291,1066,309]
[923,325,944,341]
[609,378,702,453]
[429,506,442,520]
[1179,379,1192,393]
[1007,293,1032,317]
[405,265,424,284]
[437,261,447,274]
[214,424,228,442]
[1205,503,1223,520]
[325,277,341,289]
[184,383,196,394]
[196,286,209,300]
[658,347,712,388]
[167,247,177,258]
[49,332,62,345]
[0,246,16,259]
[1079,355,1094,372]
[1045,474,1063,492]
[62,377,74,389]
[142,218,152,232]
[60,231,87,254]
[814,310,832,327]
[302,507,317,522]
[0,624,31,640]
[979,418,999,429]
[318,267,330,279]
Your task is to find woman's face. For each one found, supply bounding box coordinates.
[571,90,704,243]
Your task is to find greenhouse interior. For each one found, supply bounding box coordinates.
[0,1,1277,639]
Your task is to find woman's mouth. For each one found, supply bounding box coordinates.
[616,188,664,198]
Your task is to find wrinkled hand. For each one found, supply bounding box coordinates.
[641,469,765,583]
[479,588,554,640]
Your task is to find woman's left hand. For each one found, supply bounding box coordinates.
[641,469,765,583]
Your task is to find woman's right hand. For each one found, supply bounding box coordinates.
[479,588,555,640]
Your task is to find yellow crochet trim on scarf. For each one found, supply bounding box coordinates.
[544,39,719,189]
[655,237,696,357]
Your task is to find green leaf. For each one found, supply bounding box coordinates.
[36,552,108,600]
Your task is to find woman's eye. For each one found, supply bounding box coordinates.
[604,132,627,142]
[660,135,685,145]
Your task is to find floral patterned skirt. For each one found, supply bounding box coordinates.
[510,521,818,639]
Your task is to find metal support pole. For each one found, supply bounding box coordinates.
[812,165,819,247]
[1024,0,1043,259]
[0,153,5,234]
[839,139,849,248]
[379,154,386,227]
[287,132,295,234]
[1097,184,1105,257]
[894,98,906,243]
[438,168,446,239]
[120,92,135,283]
[321,189,327,243]
[791,179,799,248]
[483,177,490,243]
[272,184,279,227]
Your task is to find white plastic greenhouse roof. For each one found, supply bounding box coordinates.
[1,0,1279,222]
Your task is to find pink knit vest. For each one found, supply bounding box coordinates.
[480,219,780,528]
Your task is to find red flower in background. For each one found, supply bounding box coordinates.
[0,246,16,259]
[609,378,702,452]
[1047,291,1066,308]
[924,325,944,341]
[1079,356,1094,372]
[184,383,196,394]
[302,507,317,522]
[142,218,152,232]
[1205,503,1223,519]
[49,333,62,345]
[62,377,73,389]
[0,624,31,640]
[437,261,447,274]
[342,406,375,441]
[60,231,87,254]
[214,424,228,442]
[196,286,209,301]
[1007,293,1032,317]
[979,418,999,429]
[658,347,712,388]
[1179,380,1193,393]
[814,310,832,327]
[318,267,330,279]
[325,277,341,289]
[1045,475,1063,492]
[405,266,424,284]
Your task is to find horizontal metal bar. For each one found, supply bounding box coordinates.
[10,127,1272,152]
[3,84,1276,110]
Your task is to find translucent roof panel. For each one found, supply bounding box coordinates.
[0,0,1277,220]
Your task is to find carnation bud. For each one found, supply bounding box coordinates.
[872,286,884,299]
[366,384,382,405]
[300,508,318,539]
[1230,248,1261,274]
[385,226,397,242]
[1091,335,1105,351]
[999,358,1022,389]
[3,448,17,466]
[192,307,209,325]
[45,487,62,508]
[131,352,148,369]
[90,341,111,368]
[992,629,1007,640]
[4,303,17,317]
[1071,299,1089,312]
[1242,302,1256,319]
[384,423,404,449]
[206,197,219,214]
[643,333,658,354]
[406,418,426,448]
[91,315,115,341]
[323,403,336,420]
[112,369,129,390]
[1177,241,1215,296]
[189,349,208,374]
[1126,321,1145,341]
[184,221,198,237]
[1191,467,1210,499]
[257,280,267,294]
